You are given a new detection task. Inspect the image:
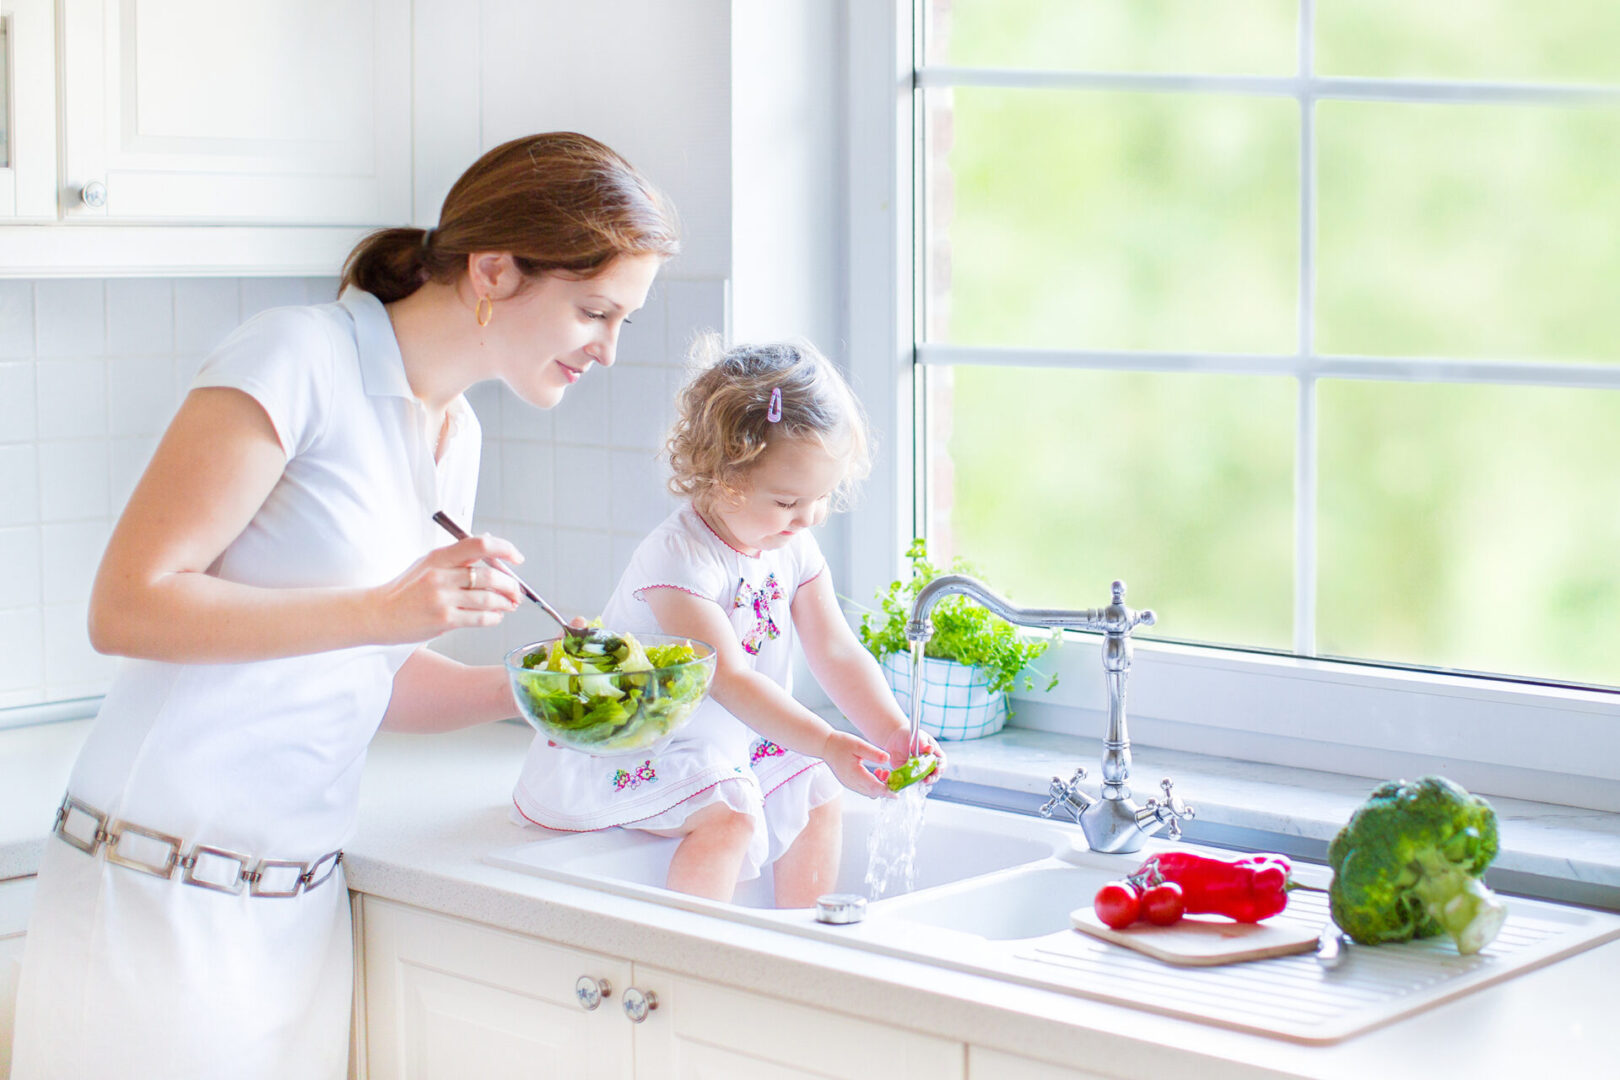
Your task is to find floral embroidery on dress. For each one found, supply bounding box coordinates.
[749,738,786,766]
[733,573,784,655]
[611,760,658,792]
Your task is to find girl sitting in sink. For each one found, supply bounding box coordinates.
[512,335,945,905]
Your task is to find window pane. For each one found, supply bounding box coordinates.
[1316,101,1620,362]
[930,89,1297,352]
[926,0,1296,75]
[933,367,1295,651]
[1318,381,1620,688]
[1317,0,1620,85]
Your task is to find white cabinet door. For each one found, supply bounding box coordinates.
[969,1047,1118,1080]
[0,0,58,220]
[630,966,964,1080]
[0,877,37,1080]
[361,897,635,1080]
[58,0,409,224]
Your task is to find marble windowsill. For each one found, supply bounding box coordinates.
[920,725,1620,905]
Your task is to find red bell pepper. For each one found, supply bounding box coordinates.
[1133,851,1293,923]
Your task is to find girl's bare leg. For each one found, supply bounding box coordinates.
[664,802,758,901]
[771,797,842,909]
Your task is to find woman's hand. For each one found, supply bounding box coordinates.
[879,726,947,787]
[819,730,894,799]
[367,534,525,644]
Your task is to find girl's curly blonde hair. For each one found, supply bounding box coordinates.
[666,334,872,514]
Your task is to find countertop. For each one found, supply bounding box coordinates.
[4,718,1618,1079]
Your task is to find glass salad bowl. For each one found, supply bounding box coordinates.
[505,632,717,753]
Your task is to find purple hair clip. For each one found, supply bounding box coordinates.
[767,387,783,423]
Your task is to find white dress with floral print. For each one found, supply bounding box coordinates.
[511,506,841,881]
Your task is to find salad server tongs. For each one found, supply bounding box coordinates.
[432,511,591,640]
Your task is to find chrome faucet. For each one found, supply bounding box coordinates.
[905,576,1193,854]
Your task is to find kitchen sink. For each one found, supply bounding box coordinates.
[485,793,1620,1044]
[486,795,1078,908]
[876,861,1123,941]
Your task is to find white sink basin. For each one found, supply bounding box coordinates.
[486,795,1077,908]
[877,862,1121,941]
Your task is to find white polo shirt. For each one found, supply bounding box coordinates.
[65,287,481,857]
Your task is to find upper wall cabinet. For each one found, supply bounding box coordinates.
[1,0,412,276]
[0,0,58,220]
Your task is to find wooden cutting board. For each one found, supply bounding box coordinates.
[1070,906,1321,966]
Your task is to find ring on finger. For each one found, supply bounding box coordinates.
[466,565,478,590]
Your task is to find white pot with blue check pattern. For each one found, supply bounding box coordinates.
[879,651,1008,740]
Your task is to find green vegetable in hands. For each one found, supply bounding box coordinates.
[885,753,938,792]
[1327,775,1507,956]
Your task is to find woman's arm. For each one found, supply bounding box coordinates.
[790,572,947,774]
[642,587,891,798]
[88,387,522,663]
[379,648,517,733]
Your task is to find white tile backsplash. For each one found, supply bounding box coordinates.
[0,361,37,442]
[35,280,105,358]
[0,528,42,609]
[41,522,110,605]
[552,444,612,527]
[0,445,40,528]
[0,609,44,692]
[241,277,314,320]
[108,355,179,437]
[612,282,669,368]
[609,363,676,450]
[106,279,175,355]
[499,440,554,524]
[36,359,107,439]
[552,363,615,445]
[2,273,726,710]
[0,282,34,357]
[174,278,242,356]
[38,441,110,522]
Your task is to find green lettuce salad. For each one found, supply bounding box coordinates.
[510,631,715,752]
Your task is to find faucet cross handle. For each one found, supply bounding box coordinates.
[1139,777,1196,841]
[1110,580,1156,633]
[1038,767,1090,822]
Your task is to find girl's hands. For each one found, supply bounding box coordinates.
[876,726,948,788]
[819,730,894,799]
[367,534,524,644]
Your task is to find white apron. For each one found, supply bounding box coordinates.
[11,289,479,1079]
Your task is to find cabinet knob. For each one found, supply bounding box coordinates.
[574,975,612,1011]
[80,181,108,209]
[622,986,658,1023]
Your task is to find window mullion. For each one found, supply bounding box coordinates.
[1295,0,1319,657]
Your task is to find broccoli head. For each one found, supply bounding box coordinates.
[1327,775,1507,955]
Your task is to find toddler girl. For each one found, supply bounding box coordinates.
[512,337,944,905]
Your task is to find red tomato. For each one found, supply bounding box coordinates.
[1094,880,1142,929]
[1141,880,1185,926]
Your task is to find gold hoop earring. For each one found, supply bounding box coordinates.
[476,296,494,327]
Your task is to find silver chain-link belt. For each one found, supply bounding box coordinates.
[51,794,342,898]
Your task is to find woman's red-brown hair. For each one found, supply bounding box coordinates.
[340,131,680,302]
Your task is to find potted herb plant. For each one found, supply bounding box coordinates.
[852,539,1056,740]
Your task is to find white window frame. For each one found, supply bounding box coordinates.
[844,0,1620,812]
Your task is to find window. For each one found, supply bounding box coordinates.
[846,1,1620,806]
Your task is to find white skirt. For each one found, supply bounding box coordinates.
[512,732,841,881]
[12,838,353,1080]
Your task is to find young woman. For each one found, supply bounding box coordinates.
[11,132,678,1080]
